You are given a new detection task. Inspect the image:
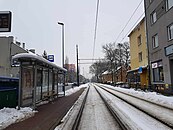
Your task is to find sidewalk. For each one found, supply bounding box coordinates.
[5,88,85,130]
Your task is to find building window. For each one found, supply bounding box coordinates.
[166,0,173,10]
[138,35,142,45]
[139,52,142,62]
[150,11,157,24]
[168,23,173,40]
[152,61,164,82]
[152,34,159,48]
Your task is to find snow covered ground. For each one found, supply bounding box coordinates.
[55,83,173,130]
[0,107,36,130]
[100,83,173,109]
[58,83,88,96]
[1,83,172,130]
[0,84,88,130]
[95,85,172,130]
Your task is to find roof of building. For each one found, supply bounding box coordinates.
[102,66,122,75]
[128,17,145,37]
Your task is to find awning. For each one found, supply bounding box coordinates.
[127,65,148,73]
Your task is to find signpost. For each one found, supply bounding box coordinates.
[0,11,12,32]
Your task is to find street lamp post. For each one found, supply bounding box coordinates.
[58,22,64,68]
[58,22,65,96]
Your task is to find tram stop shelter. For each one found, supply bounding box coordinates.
[12,53,67,109]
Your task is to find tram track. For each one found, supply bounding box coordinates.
[94,83,173,129]
[56,83,173,130]
[94,85,129,130]
[76,83,123,130]
[57,83,125,130]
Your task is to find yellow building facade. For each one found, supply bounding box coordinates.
[128,17,149,88]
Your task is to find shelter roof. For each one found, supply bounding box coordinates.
[12,53,67,72]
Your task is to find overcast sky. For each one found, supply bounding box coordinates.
[0,0,144,78]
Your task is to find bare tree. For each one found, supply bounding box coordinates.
[101,42,130,83]
[102,43,119,83]
[122,42,130,70]
[89,60,107,82]
[117,42,130,82]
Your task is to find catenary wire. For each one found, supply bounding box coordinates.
[120,12,145,43]
[92,0,100,61]
[114,0,143,43]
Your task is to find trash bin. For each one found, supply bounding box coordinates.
[0,88,17,109]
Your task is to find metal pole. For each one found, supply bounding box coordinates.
[62,25,64,68]
[144,1,151,90]
[63,72,65,96]
[18,62,22,110]
[57,72,59,96]
[76,45,80,86]
[33,64,37,110]
[58,22,65,68]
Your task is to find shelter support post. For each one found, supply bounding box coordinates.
[18,62,23,110]
[63,72,65,96]
[33,64,37,110]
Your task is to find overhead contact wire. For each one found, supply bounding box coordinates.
[92,0,100,62]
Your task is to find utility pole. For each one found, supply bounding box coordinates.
[76,45,80,86]
[144,1,151,90]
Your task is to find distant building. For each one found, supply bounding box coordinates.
[65,64,76,72]
[101,66,129,84]
[0,36,27,77]
[127,17,149,89]
[144,0,173,92]
[64,64,76,83]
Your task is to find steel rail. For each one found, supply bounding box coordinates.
[95,84,173,129]
[94,85,128,130]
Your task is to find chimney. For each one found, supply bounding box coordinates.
[29,49,35,54]
[16,41,21,46]
[22,43,25,49]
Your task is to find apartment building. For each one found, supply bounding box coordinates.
[128,17,149,89]
[144,0,173,92]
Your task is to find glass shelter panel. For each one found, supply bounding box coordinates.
[49,70,53,95]
[42,70,48,98]
[22,67,33,106]
[36,69,42,102]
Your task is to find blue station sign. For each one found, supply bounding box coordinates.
[48,55,54,62]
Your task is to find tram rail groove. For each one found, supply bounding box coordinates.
[94,83,173,129]
[94,85,130,130]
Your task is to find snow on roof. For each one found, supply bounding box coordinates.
[12,53,67,72]
[102,70,109,75]
[102,66,123,75]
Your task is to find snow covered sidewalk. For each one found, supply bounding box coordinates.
[0,107,36,130]
[0,84,87,130]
